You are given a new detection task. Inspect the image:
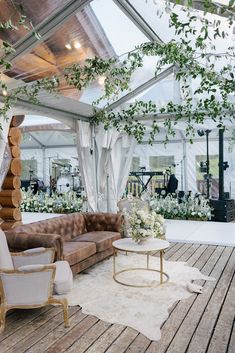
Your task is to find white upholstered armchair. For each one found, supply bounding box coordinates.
[0,229,73,332]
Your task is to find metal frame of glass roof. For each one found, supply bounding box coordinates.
[0,0,233,125]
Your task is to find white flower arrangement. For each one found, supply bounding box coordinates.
[123,204,165,243]
[148,193,212,221]
[21,189,83,214]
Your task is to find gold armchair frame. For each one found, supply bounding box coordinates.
[0,264,69,332]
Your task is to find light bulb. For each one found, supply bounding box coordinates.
[65,43,72,50]
[98,76,106,86]
[74,41,81,49]
[2,89,8,96]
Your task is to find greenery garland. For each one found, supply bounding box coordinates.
[0,0,234,143]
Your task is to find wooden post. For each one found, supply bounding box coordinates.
[0,115,25,229]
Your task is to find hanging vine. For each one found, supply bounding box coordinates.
[0,0,234,142]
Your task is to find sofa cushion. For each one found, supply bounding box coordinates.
[63,241,96,265]
[73,213,87,237]
[83,213,124,233]
[73,231,121,253]
[13,213,87,241]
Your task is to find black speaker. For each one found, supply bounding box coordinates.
[210,199,235,222]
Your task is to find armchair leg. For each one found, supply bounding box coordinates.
[62,299,69,328]
[49,298,70,328]
[0,304,7,333]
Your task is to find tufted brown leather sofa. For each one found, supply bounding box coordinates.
[5,212,124,274]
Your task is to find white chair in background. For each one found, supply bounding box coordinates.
[117,197,149,213]
[117,197,150,238]
[0,229,73,332]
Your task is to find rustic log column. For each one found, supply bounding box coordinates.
[0,115,24,229]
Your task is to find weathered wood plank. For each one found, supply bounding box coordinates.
[145,245,223,353]
[66,320,111,353]
[186,244,209,267]
[1,307,79,353]
[0,307,52,342]
[44,315,99,353]
[207,273,235,353]
[85,324,125,353]
[164,243,186,260]
[1,244,233,353]
[168,243,193,261]
[25,308,85,353]
[164,247,233,353]
[166,244,216,317]
[186,249,235,353]
[178,243,202,262]
[105,327,139,353]
[227,321,235,353]
[125,333,151,353]
[0,307,63,352]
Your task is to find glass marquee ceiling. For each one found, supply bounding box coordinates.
[0,0,234,117]
[4,0,150,103]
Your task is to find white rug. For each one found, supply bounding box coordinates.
[64,253,214,341]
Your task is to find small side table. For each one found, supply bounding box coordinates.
[112,238,170,288]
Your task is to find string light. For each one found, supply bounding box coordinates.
[2,89,8,96]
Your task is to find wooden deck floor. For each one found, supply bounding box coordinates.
[0,243,234,353]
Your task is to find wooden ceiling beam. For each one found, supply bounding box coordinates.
[1,0,92,68]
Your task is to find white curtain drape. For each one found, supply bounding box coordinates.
[76,121,136,212]
[0,116,12,191]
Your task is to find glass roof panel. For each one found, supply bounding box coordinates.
[129,0,234,69]
[90,0,147,56]
[0,0,71,45]
[80,56,161,107]
[22,115,61,127]
[126,73,178,108]
[5,0,148,103]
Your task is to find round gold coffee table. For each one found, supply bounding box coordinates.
[112,238,170,287]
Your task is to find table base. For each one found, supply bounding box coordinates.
[113,248,169,288]
[113,267,169,288]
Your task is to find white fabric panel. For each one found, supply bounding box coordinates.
[21,147,78,186]
[0,229,14,270]
[21,149,44,180]
[0,115,12,190]
[186,140,218,193]
[24,247,45,253]
[18,264,44,271]
[109,134,136,211]
[76,121,97,211]
[76,121,136,212]
[12,249,54,268]
[224,141,235,198]
[45,147,77,186]
[54,260,73,295]
[133,143,183,189]
[1,270,53,305]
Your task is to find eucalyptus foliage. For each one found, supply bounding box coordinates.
[0,0,234,142]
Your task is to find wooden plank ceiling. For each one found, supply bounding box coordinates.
[0,0,116,101]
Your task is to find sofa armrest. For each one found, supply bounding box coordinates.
[5,231,63,261]
[83,212,124,233]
